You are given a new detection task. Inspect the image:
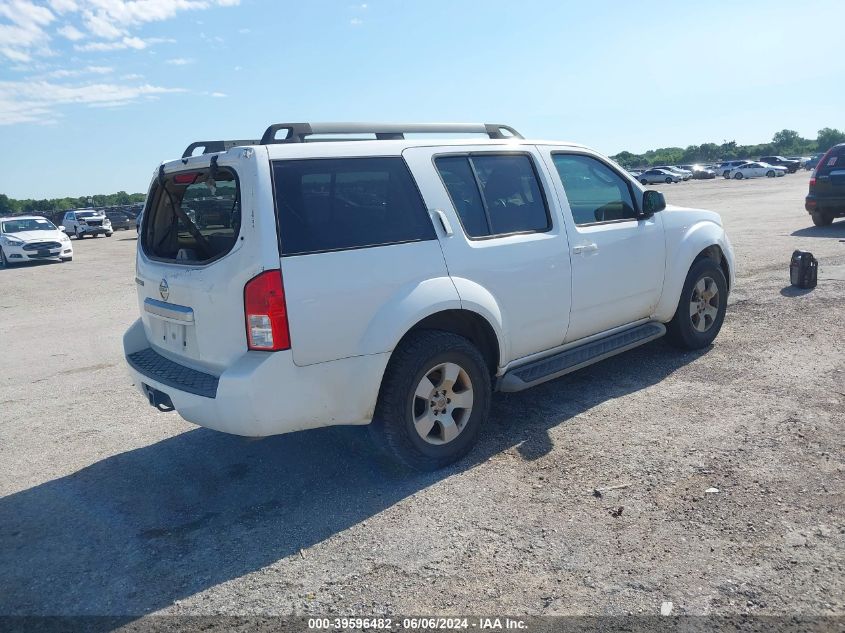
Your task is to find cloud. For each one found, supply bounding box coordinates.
[350,17,362,25]
[56,23,83,39]
[165,57,193,65]
[37,64,112,78]
[0,0,241,61]
[210,91,226,97]
[48,0,77,12]
[0,78,185,124]
[74,35,173,51]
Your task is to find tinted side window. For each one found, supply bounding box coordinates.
[552,154,637,225]
[273,157,435,256]
[433,156,488,237]
[435,154,550,238]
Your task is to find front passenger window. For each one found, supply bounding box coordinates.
[553,154,637,225]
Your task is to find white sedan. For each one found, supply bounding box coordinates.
[728,162,787,179]
[0,215,74,266]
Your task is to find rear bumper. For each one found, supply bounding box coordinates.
[806,195,845,215]
[123,318,389,436]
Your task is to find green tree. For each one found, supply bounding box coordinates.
[772,129,800,150]
[816,127,845,152]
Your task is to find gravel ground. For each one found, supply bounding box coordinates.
[0,174,843,618]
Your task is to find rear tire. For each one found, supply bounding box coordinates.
[369,330,491,471]
[106,232,113,237]
[666,257,728,350]
[640,179,648,185]
[811,212,834,227]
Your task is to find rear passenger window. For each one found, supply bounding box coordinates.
[552,154,637,225]
[435,154,550,238]
[273,157,435,256]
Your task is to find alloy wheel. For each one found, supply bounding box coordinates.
[412,362,474,445]
[689,276,720,333]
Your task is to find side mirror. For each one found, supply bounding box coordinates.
[642,190,666,216]
[58,225,65,232]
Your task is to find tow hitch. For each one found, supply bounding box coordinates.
[143,384,175,412]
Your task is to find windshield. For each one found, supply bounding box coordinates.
[77,211,100,218]
[1,218,58,233]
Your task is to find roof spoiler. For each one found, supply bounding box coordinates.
[182,139,261,159]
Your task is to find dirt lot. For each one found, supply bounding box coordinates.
[0,174,843,618]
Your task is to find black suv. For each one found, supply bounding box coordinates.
[759,155,801,173]
[806,143,845,226]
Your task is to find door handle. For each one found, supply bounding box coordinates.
[572,243,598,255]
[431,209,453,236]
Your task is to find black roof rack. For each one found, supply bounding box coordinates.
[182,139,261,159]
[259,122,523,145]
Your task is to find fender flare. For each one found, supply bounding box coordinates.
[360,275,508,368]
[654,221,732,322]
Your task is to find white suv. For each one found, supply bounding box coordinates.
[124,122,735,470]
[62,209,113,239]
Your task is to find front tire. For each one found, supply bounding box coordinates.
[370,330,491,471]
[105,232,113,237]
[75,228,84,239]
[665,177,673,184]
[640,178,648,185]
[734,172,743,179]
[666,258,728,350]
[811,211,834,227]
[0,247,9,267]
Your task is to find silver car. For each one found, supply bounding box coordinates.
[638,168,681,184]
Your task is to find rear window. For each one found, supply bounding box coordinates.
[141,166,240,264]
[817,147,845,175]
[272,157,435,256]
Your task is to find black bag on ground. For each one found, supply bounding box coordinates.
[790,250,818,289]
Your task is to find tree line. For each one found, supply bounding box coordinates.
[611,128,845,168]
[0,191,146,216]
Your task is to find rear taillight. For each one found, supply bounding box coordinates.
[244,270,290,351]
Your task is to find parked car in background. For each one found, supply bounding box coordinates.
[681,165,717,179]
[655,166,691,181]
[804,153,825,170]
[105,210,133,231]
[638,168,681,184]
[806,143,845,226]
[0,215,73,266]
[124,121,734,470]
[62,209,113,239]
[135,209,143,233]
[717,160,750,178]
[728,162,787,179]
[758,155,801,173]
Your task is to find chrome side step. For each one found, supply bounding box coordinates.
[498,322,666,392]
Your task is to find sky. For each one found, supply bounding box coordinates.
[1,0,844,199]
